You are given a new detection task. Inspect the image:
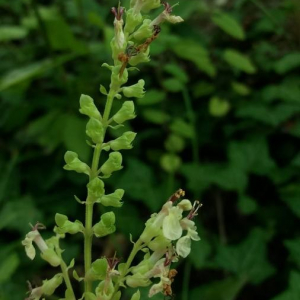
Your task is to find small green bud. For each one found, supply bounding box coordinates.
[79,94,102,120]
[64,151,90,175]
[130,290,141,300]
[100,189,124,207]
[96,280,114,300]
[126,273,151,288]
[129,48,150,66]
[40,248,61,267]
[122,80,145,98]
[93,212,116,238]
[113,101,136,124]
[100,152,123,176]
[124,9,143,35]
[42,274,63,295]
[110,131,137,151]
[86,118,104,144]
[54,213,84,235]
[87,177,105,200]
[86,258,108,281]
[133,19,152,41]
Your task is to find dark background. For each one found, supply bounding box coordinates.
[1,0,300,299]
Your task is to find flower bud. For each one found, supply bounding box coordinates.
[64,151,90,175]
[100,189,124,207]
[55,213,84,235]
[151,2,184,26]
[86,258,108,281]
[100,152,123,176]
[122,80,145,98]
[79,94,102,120]
[132,0,161,13]
[86,118,104,144]
[42,274,63,295]
[95,280,114,300]
[129,48,150,66]
[130,290,141,300]
[124,9,143,35]
[40,248,61,267]
[110,131,137,151]
[133,19,153,41]
[177,199,192,211]
[148,234,171,252]
[87,177,105,201]
[113,101,136,124]
[93,212,116,238]
[126,273,151,288]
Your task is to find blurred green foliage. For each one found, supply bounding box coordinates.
[0,0,300,299]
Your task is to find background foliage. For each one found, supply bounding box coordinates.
[1,0,300,299]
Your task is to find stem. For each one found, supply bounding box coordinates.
[182,87,199,163]
[111,239,143,299]
[84,90,118,297]
[182,260,191,300]
[60,259,76,299]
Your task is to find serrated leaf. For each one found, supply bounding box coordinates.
[212,12,245,40]
[224,49,256,74]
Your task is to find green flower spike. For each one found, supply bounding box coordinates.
[122,79,145,98]
[113,101,136,124]
[100,152,123,176]
[110,131,137,151]
[111,6,126,61]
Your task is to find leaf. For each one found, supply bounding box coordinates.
[284,238,300,268]
[142,109,170,124]
[237,195,257,215]
[214,228,275,284]
[190,276,246,300]
[231,81,251,95]
[162,78,184,92]
[224,49,256,74]
[0,26,28,42]
[280,185,300,218]
[0,53,80,91]
[212,12,245,40]
[137,89,165,106]
[169,118,195,139]
[274,52,300,74]
[271,271,300,300]
[160,153,181,173]
[163,63,189,83]
[209,97,231,117]
[173,40,216,77]
[0,253,20,283]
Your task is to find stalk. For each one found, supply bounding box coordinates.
[60,258,76,300]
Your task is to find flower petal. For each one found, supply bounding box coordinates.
[176,236,191,258]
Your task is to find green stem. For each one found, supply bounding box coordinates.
[182,260,191,300]
[182,87,199,163]
[84,90,118,297]
[111,239,143,299]
[60,259,76,300]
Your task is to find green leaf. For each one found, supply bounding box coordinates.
[137,89,165,106]
[0,26,28,42]
[169,118,195,139]
[163,63,189,83]
[212,12,245,40]
[271,271,300,300]
[274,52,300,74]
[173,40,216,77]
[162,78,184,92]
[0,253,20,283]
[190,276,246,300]
[214,228,275,284]
[237,195,257,215]
[142,109,170,124]
[160,153,181,173]
[284,238,300,268]
[209,97,231,117]
[231,81,251,95]
[224,49,256,74]
[280,185,300,218]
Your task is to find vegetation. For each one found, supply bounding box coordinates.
[0,0,300,299]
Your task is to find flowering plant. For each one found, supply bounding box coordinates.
[22,1,200,299]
